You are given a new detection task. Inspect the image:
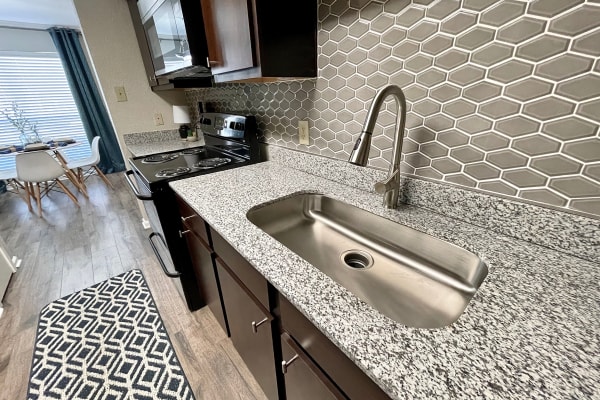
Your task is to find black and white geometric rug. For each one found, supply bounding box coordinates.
[27,269,195,399]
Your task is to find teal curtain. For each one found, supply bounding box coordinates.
[48,27,125,174]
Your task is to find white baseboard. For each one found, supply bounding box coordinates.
[142,218,151,230]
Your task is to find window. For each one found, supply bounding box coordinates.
[0,52,91,171]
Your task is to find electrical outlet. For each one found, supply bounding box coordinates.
[298,120,309,145]
[114,86,127,102]
[153,112,164,126]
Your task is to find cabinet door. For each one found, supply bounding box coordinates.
[200,0,255,75]
[216,257,278,400]
[281,333,347,400]
[183,230,228,335]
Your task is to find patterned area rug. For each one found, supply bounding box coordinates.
[27,269,195,399]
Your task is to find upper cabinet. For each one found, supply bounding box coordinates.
[201,0,318,83]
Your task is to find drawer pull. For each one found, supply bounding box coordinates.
[181,215,197,222]
[251,317,269,333]
[179,229,191,238]
[281,355,299,374]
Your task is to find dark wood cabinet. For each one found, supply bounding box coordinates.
[280,332,347,400]
[201,0,318,83]
[216,257,279,400]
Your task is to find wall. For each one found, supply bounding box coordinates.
[186,0,600,218]
[72,0,186,152]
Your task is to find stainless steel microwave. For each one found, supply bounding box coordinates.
[136,0,211,80]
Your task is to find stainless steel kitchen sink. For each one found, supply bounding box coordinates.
[246,193,488,328]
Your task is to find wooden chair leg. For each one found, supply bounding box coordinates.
[54,179,80,207]
[23,182,33,213]
[35,182,42,216]
[93,166,114,189]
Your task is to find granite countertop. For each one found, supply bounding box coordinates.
[169,161,599,400]
[125,136,206,158]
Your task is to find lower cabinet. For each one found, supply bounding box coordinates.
[216,257,279,400]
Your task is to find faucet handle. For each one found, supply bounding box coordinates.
[374,169,399,194]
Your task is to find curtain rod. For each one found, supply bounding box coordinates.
[0,25,81,33]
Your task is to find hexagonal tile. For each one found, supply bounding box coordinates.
[516,35,569,62]
[432,157,462,174]
[420,142,448,158]
[563,138,600,162]
[456,27,495,50]
[348,20,369,39]
[415,167,443,179]
[424,114,453,131]
[488,60,533,84]
[503,169,547,188]
[357,32,380,50]
[403,84,428,102]
[402,137,420,153]
[450,146,485,163]
[464,81,503,102]
[497,17,546,44]
[408,21,438,41]
[390,70,415,87]
[542,117,598,141]
[549,176,600,197]
[347,74,366,90]
[356,86,377,101]
[578,99,600,123]
[505,78,553,102]
[479,180,518,196]
[549,5,600,36]
[371,13,395,33]
[356,60,378,77]
[471,132,510,151]
[457,115,493,134]
[464,162,501,179]
[368,44,392,62]
[573,30,600,56]
[521,189,568,207]
[382,0,410,14]
[412,99,442,117]
[396,7,425,28]
[422,35,454,55]
[522,97,575,121]
[486,150,529,168]
[338,63,357,78]
[480,1,526,27]
[430,84,461,103]
[382,28,407,46]
[569,199,600,215]
[393,41,420,59]
[372,134,393,151]
[404,54,434,73]
[534,54,593,81]
[443,99,477,118]
[530,155,582,176]
[438,129,470,147]
[527,0,584,18]
[405,153,431,168]
[360,2,384,20]
[440,12,477,35]
[463,0,497,11]
[434,49,469,71]
[471,43,513,67]
[427,1,460,20]
[347,48,368,64]
[513,135,561,156]
[407,127,436,143]
[479,98,520,119]
[448,65,485,86]
[405,112,423,129]
[445,174,477,187]
[556,75,600,101]
[495,116,541,138]
[583,165,600,181]
[416,68,446,87]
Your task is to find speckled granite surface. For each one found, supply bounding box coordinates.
[123,129,206,157]
[169,161,599,400]
[267,145,600,263]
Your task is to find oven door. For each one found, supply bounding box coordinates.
[124,169,202,310]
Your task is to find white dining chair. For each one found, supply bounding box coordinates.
[15,151,80,216]
[62,136,114,190]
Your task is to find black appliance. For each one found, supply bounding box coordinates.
[133,0,212,88]
[125,112,259,310]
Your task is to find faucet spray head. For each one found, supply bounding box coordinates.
[348,131,372,166]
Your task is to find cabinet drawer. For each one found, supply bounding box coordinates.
[279,294,390,400]
[176,194,211,246]
[211,227,269,308]
[216,257,278,400]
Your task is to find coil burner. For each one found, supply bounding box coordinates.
[194,157,231,169]
[142,153,179,164]
[155,167,191,178]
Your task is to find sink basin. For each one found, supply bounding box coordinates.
[246,193,488,328]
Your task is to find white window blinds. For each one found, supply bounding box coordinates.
[0,52,91,171]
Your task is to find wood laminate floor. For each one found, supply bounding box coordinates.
[0,173,267,400]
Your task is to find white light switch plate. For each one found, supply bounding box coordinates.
[298,120,309,145]
[114,86,127,102]
[153,112,164,126]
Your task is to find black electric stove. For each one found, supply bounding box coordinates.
[125,112,260,311]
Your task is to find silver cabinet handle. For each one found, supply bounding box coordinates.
[206,57,219,67]
[179,229,191,238]
[251,317,269,333]
[281,355,299,374]
[181,215,196,222]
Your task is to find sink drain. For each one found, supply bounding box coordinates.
[341,250,374,269]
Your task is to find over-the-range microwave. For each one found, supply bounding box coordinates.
[136,0,212,85]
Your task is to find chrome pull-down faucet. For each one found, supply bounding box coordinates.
[348,84,407,209]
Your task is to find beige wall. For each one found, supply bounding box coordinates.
[72,0,186,154]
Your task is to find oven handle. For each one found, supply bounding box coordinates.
[148,232,181,278]
[124,170,153,200]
